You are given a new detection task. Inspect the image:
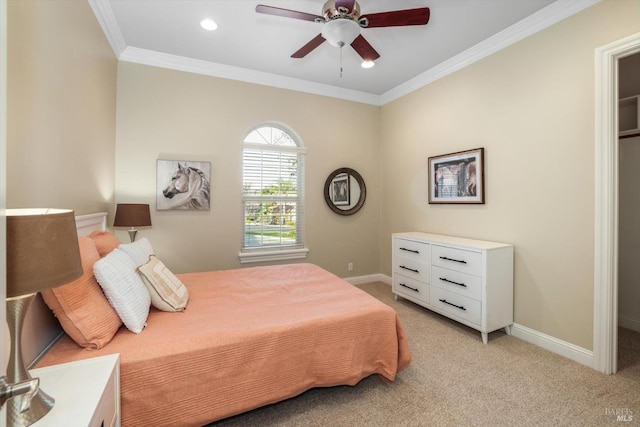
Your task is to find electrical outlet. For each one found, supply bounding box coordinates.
[348,262,353,271]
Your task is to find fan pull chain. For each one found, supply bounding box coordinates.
[339,42,344,78]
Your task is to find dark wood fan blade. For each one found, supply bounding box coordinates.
[256,4,323,22]
[291,34,326,58]
[360,8,430,28]
[335,0,356,13]
[350,35,380,61]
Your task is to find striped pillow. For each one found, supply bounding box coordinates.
[137,255,189,312]
[41,237,122,349]
[88,231,121,257]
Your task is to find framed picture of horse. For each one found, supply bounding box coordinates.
[157,159,211,210]
[428,148,484,204]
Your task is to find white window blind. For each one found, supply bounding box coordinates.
[241,125,306,255]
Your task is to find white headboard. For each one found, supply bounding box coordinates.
[75,212,108,236]
[25,212,109,367]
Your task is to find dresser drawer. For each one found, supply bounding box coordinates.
[431,286,481,326]
[394,238,430,262]
[393,255,430,283]
[431,265,482,301]
[393,273,429,304]
[432,245,482,276]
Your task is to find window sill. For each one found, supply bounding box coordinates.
[238,248,309,264]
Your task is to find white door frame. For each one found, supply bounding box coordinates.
[593,32,640,375]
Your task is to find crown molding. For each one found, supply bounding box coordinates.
[90,0,600,106]
[88,0,126,57]
[119,47,382,105]
[380,0,601,105]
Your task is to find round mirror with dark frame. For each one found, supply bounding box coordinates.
[324,168,367,216]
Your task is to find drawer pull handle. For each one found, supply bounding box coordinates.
[399,247,419,254]
[399,265,419,273]
[439,256,467,264]
[439,277,467,287]
[439,299,466,311]
[400,283,419,292]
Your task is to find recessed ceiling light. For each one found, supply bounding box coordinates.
[361,60,375,69]
[200,18,218,31]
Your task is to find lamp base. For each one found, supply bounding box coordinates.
[127,228,138,243]
[6,294,55,426]
[6,389,54,427]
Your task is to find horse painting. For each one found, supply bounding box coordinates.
[434,160,477,198]
[159,162,210,210]
[429,148,484,204]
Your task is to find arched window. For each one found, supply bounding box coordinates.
[240,123,308,263]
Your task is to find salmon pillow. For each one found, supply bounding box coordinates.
[88,230,121,257]
[41,237,122,349]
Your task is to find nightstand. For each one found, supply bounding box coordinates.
[29,354,120,427]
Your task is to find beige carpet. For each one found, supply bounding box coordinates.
[211,282,640,426]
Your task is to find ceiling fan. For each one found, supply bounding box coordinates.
[255,0,430,64]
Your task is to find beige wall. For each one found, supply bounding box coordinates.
[1,0,7,379]
[115,62,380,276]
[7,0,117,365]
[7,0,117,215]
[7,0,639,358]
[379,0,640,350]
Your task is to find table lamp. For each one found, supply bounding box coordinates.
[113,204,152,242]
[6,209,82,426]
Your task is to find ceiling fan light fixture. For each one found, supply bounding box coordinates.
[361,60,375,69]
[200,18,218,31]
[321,19,360,47]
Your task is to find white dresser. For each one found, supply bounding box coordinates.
[392,232,513,344]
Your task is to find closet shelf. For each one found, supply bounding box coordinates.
[620,95,640,138]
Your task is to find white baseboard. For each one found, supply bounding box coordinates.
[619,315,640,332]
[346,274,597,370]
[345,273,391,286]
[510,323,594,368]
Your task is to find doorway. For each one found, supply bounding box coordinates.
[617,51,640,373]
[594,32,640,375]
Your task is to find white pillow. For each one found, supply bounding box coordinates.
[138,255,189,312]
[93,248,151,333]
[118,237,154,267]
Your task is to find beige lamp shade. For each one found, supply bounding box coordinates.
[113,204,152,227]
[6,209,82,298]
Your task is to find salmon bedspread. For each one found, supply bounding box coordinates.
[36,263,411,426]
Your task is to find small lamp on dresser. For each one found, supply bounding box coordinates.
[113,203,152,243]
[5,208,83,426]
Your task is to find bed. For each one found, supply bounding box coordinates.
[34,213,411,426]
